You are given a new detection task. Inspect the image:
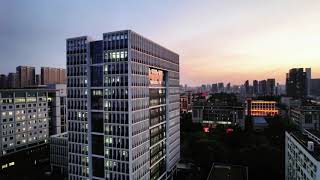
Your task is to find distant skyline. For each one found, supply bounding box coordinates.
[1,0,320,86]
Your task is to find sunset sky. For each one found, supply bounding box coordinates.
[1,0,320,86]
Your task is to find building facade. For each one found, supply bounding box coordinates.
[266,79,275,96]
[192,93,244,126]
[50,132,68,176]
[285,130,320,180]
[286,68,310,98]
[0,89,50,176]
[67,30,180,180]
[47,84,67,134]
[290,102,320,131]
[7,73,17,89]
[180,95,189,114]
[41,67,66,85]
[16,66,36,88]
[253,80,258,96]
[246,100,279,117]
[258,80,267,96]
[0,75,7,89]
[311,79,320,97]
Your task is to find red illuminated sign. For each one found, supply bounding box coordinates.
[149,68,164,85]
[203,127,210,133]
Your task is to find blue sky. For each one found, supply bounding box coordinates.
[1,0,320,85]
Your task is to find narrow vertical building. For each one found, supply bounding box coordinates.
[266,78,275,96]
[67,30,180,180]
[0,75,7,89]
[7,73,17,89]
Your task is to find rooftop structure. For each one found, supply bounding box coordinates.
[285,129,320,180]
[207,164,248,180]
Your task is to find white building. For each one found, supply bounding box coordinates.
[67,30,180,180]
[0,89,50,157]
[0,89,51,175]
[285,129,320,180]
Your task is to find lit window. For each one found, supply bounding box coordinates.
[2,164,8,169]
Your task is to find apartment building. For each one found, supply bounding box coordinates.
[66,30,180,180]
[285,129,320,180]
[16,66,36,88]
[41,67,66,85]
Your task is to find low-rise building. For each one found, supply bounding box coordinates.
[290,101,320,131]
[50,132,68,176]
[280,97,302,109]
[285,129,320,180]
[246,100,279,117]
[192,93,244,127]
[253,117,268,132]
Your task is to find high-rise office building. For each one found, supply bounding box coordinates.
[258,80,267,95]
[211,83,218,93]
[7,73,17,89]
[286,68,309,98]
[16,66,36,88]
[310,79,320,97]
[253,80,258,96]
[218,82,224,92]
[41,67,66,85]
[244,80,250,95]
[306,68,311,96]
[226,83,231,93]
[266,78,276,96]
[67,30,180,180]
[0,75,7,89]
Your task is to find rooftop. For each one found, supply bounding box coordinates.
[207,164,248,180]
[253,117,267,125]
[289,130,320,161]
[50,132,68,139]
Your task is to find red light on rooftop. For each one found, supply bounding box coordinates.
[203,127,210,133]
[226,128,233,134]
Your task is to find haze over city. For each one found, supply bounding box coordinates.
[1,0,320,85]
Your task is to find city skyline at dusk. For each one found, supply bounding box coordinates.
[2,1,320,180]
[1,0,320,86]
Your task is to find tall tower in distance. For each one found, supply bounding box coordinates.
[286,68,310,98]
[66,30,180,180]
